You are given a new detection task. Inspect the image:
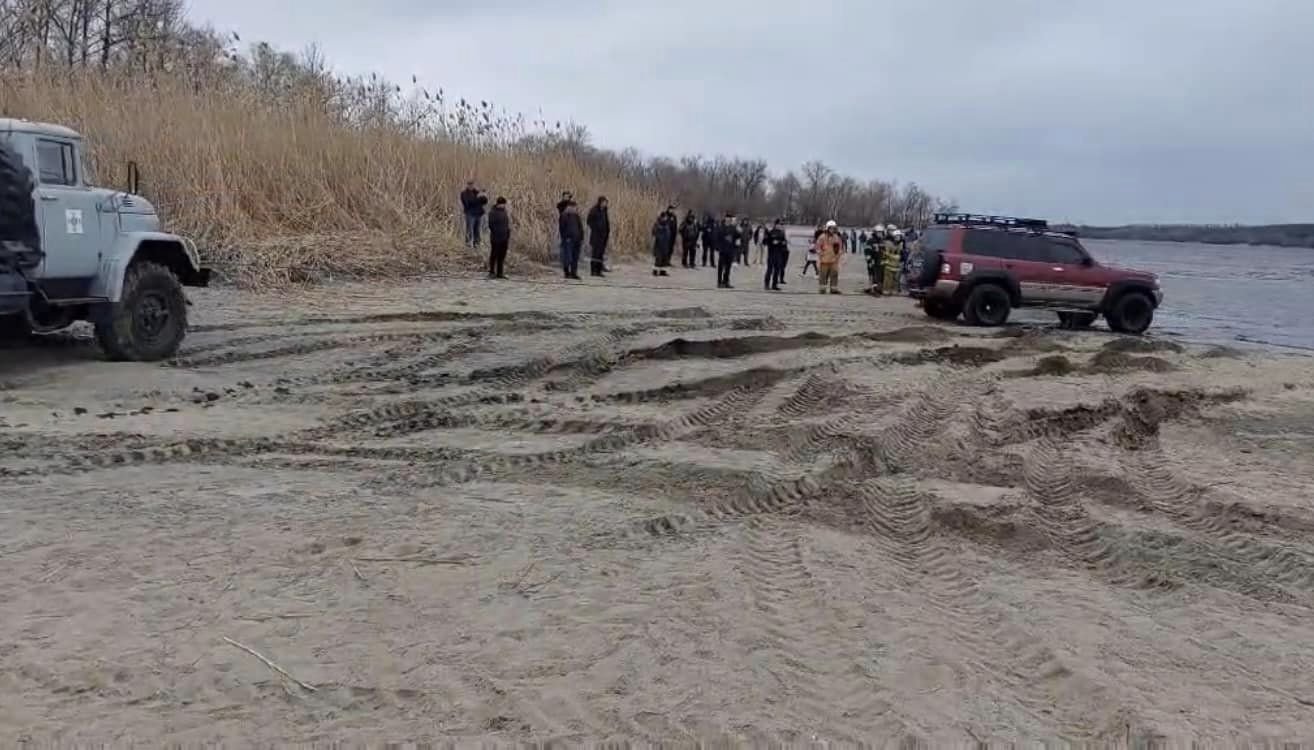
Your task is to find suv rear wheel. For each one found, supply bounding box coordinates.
[1105,291,1155,335]
[963,283,1011,327]
[923,298,961,322]
[95,261,188,361]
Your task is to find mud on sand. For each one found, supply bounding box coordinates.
[4,262,1314,744]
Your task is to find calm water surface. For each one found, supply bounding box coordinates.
[1084,239,1314,352]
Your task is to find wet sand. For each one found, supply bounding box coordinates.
[3,253,1314,743]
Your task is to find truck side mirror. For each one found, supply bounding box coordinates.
[126,161,140,195]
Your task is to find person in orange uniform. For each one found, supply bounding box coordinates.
[815,220,844,294]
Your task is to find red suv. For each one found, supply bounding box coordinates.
[905,214,1163,334]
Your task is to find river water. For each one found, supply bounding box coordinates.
[1083,239,1314,352]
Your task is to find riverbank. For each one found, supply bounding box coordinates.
[3,257,1314,743]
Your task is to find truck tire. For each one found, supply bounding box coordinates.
[962,283,1011,327]
[0,140,40,255]
[94,262,188,361]
[0,313,31,342]
[1057,311,1098,330]
[1104,291,1155,335]
[923,298,961,321]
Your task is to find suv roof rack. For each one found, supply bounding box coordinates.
[933,213,1049,230]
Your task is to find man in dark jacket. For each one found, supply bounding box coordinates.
[700,212,717,267]
[586,196,610,277]
[763,218,790,291]
[736,217,752,264]
[459,180,488,248]
[679,210,700,268]
[558,201,584,280]
[487,196,511,279]
[651,207,677,276]
[554,190,573,264]
[716,211,743,289]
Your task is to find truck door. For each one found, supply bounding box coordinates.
[34,137,101,282]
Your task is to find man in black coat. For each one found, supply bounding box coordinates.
[679,210,700,268]
[586,196,610,277]
[763,218,790,291]
[487,196,511,279]
[651,207,677,277]
[558,201,584,280]
[459,179,488,248]
[716,211,743,289]
[700,212,716,267]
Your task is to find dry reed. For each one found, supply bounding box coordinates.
[1,70,659,287]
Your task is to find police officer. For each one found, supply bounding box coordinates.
[763,218,790,291]
[700,212,716,267]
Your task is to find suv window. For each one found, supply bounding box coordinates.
[963,229,1024,259]
[36,139,77,186]
[919,227,951,253]
[1044,237,1087,265]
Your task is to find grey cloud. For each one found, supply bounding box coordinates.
[187,0,1313,224]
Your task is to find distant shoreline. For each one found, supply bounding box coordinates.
[1057,224,1314,250]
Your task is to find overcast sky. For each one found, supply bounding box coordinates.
[186,0,1312,225]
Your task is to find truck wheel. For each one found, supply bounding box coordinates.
[1057,312,1097,330]
[1105,291,1155,335]
[923,298,961,321]
[95,262,188,361]
[0,313,31,343]
[963,283,1011,327]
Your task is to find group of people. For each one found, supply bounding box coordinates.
[458,180,915,293]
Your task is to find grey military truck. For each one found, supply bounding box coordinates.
[0,118,210,361]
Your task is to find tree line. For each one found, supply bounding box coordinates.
[0,0,954,229]
[1066,224,1314,249]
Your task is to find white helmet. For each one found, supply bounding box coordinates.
[892,229,904,239]
[825,220,838,229]
[886,223,897,232]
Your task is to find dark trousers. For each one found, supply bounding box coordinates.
[701,239,714,266]
[765,248,787,288]
[561,239,580,276]
[737,245,749,264]
[681,239,697,267]
[717,250,735,286]
[590,242,607,275]
[489,239,508,276]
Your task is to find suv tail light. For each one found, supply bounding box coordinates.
[941,262,951,276]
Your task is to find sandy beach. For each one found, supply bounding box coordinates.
[3,253,1314,744]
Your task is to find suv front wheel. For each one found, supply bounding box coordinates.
[963,283,1011,327]
[1105,291,1155,335]
[95,261,188,361]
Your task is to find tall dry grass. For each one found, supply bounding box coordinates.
[1,70,660,286]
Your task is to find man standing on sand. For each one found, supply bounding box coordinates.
[763,218,790,291]
[486,196,511,279]
[716,211,742,289]
[558,200,584,280]
[459,180,488,248]
[586,196,610,277]
[700,212,717,267]
[816,220,844,294]
[737,216,753,265]
[651,206,677,276]
[679,210,700,268]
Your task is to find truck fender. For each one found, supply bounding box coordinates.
[88,232,209,302]
[1099,280,1159,311]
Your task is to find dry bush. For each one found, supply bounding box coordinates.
[1,69,659,287]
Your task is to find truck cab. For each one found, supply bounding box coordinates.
[0,118,210,361]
